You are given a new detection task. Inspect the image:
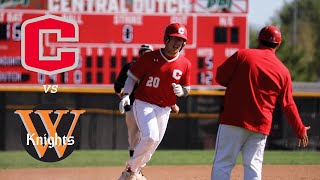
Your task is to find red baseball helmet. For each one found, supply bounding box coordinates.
[258,26,282,44]
[164,23,187,43]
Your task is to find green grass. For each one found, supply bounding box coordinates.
[0,150,319,169]
[262,150,320,165]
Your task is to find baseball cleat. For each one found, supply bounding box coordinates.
[118,168,145,180]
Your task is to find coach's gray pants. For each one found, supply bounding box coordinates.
[211,124,267,180]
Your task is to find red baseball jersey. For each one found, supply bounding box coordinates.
[216,48,306,137]
[128,49,191,107]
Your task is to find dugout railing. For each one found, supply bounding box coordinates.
[0,83,319,151]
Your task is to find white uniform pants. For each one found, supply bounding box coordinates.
[127,99,171,173]
[125,109,140,151]
[211,124,267,180]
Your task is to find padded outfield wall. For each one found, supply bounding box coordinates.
[0,83,319,151]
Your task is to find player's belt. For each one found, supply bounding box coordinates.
[155,104,166,108]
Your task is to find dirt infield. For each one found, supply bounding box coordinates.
[1,165,320,180]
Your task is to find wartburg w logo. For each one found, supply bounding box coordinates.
[15,104,85,162]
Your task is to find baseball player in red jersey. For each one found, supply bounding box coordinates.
[211,26,310,180]
[118,23,191,180]
[114,44,154,158]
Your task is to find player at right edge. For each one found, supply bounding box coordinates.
[211,25,310,180]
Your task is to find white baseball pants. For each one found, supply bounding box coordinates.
[125,109,140,151]
[211,124,267,180]
[127,99,171,173]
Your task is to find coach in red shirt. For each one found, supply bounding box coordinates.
[211,26,310,180]
[118,23,191,180]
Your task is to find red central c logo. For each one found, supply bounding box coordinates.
[21,14,79,75]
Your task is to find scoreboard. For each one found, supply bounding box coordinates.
[0,0,248,85]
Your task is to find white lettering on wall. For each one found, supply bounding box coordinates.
[48,0,192,13]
